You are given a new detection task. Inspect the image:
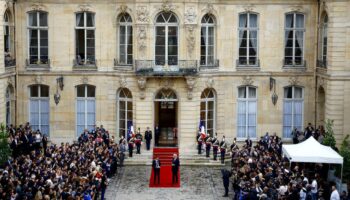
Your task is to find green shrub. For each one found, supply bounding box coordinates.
[322,119,337,149]
[340,135,350,182]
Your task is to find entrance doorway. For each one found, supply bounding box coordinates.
[154,89,178,147]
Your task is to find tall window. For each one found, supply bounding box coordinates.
[284,13,305,66]
[200,89,216,137]
[200,14,215,66]
[155,12,178,66]
[76,85,96,136]
[28,11,49,65]
[238,13,258,66]
[29,85,50,135]
[321,14,328,63]
[4,12,10,54]
[117,88,133,138]
[283,86,303,138]
[118,13,133,65]
[237,86,257,138]
[76,12,95,65]
[6,87,11,126]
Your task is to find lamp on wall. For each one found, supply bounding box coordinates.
[270,77,278,106]
[54,76,64,105]
[57,76,64,91]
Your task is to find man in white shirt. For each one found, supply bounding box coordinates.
[311,174,318,200]
[330,185,340,200]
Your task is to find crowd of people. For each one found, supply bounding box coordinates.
[2,123,125,200]
[228,129,349,200]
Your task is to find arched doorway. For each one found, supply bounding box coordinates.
[317,87,326,126]
[154,88,178,147]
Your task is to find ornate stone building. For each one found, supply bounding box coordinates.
[0,0,349,153]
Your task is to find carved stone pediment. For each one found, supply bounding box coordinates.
[159,0,176,13]
[288,76,299,86]
[289,5,303,12]
[184,7,197,24]
[160,78,174,90]
[243,4,255,12]
[77,4,92,12]
[31,3,46,11]
[119,76,127,88]
[202,3,215,15]
[242,76,254,86]
[33,75,43,84]
[81,76,89,84]
[136,6,149,23]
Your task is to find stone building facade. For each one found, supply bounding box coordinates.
[0,0,349,153]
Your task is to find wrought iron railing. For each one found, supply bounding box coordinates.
[135,60,198,76]
[26,59,50,68]
[73,58,97,68]
[283,59,306,68]
[5,58,16,67]
[317,59,327,68]
[114,58,133,69]
[199,59,219,69]
[236,59,260,68]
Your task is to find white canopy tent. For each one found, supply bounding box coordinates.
[282,136,344,180]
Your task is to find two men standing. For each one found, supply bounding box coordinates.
[152,154,180,185]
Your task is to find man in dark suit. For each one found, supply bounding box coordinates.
[221,168,232,197]
[155,125,160,147]
[145,127,152,150]
[152,157,161,184]
[171,154,180,184]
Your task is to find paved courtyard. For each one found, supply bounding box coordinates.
[105,166,234,200]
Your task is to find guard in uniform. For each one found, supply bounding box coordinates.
[145,127,152,151]
[197,134,203,155]
[212,135,219,160]
[135,130,143,154]
[220,136,227,164]
[128,137,135,157]
[205,135,212,158]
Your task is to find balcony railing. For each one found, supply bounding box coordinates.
[236,59,260,69]
[317,59,327,68]
[73,58,97,70]
[114,59,133,70]
[26,59,50,69]
[283,59,306,69]
[5,58,16,67]
[199,59,219,70]
[135,60,198,76]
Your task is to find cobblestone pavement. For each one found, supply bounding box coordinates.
[105,166,234,200]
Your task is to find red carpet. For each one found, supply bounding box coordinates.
[149,148,180,188]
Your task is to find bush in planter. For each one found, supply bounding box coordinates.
[0,124,11,164]
[340,135,350,182]
[322,119,337,150]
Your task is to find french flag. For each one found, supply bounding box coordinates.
[127,121,134,140]
[199,121,206,139]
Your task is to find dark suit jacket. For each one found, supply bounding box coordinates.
[172,158,180,172]
[152,159,161,171]
[145,131,152,141]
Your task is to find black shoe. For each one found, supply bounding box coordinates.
[222,195,228,197]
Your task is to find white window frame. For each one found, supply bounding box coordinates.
[4,12,10,53]
[118,14,133,65]
[200,14,216,66]
[27,11,48,64]
[155,12,179,66]
[76,85,96,136]
[237,86,257,139]
[6,88,11,126]
[29,85,50,135]
[117,89,133,139]
[283,86,304,138]
[284,12,305,66]
[238,12,259,66]
[321,14,328,62]
[75,12,96,65]
[200,89,216,136]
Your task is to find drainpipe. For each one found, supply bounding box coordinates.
[314,0,320,128]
